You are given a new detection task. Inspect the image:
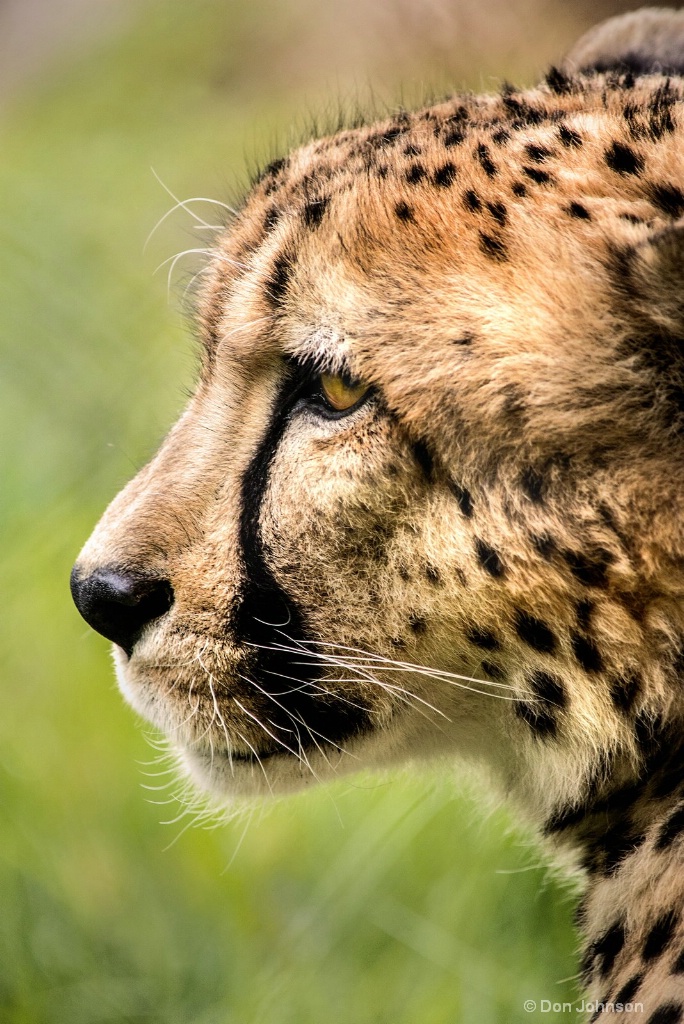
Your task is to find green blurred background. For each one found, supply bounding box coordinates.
[0,1,649,1020]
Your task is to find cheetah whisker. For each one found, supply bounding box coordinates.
[270,635,517,697]
[249,639,452,723]
[232,696,305,787]
[235,681,330,782]
[246,673,358,764]
[282,635,517,690]
[198,646,236,778]
[145,168,237,249]
[258,665,376,715]
[231,722,274,795]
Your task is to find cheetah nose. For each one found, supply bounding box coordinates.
[70,565,174,655]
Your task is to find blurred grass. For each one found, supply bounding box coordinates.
[0,1,583,1021]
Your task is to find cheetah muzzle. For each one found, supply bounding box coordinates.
[71,8,684,1019]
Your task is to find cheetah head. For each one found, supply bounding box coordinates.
[72,15,684,826]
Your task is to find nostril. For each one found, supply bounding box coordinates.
[70,566,174,655]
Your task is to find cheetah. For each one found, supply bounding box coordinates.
[71,7,684,1019]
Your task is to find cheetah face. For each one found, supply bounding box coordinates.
[72,72,684,814]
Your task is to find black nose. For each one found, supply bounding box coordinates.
[70,566,174,655]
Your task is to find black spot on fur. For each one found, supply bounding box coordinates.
[476,143,498,177]
[655,803,684,851]
[264,206,280,231]
[594,921,626,978]
[384,118,411,144]
[479,232,508,261]
[486,201,507,226]
[515,698,558,738]
[444,128,465,147]
[449,480,473,518]
[492,127,510,145]
[649,182,684,219]
[452,332,475,346]
[614,973,643,1004]
[545,66,575,95]
[514,610,557,654]
[406,163,427,184]
[645,1005,684,1024]
[531,533,556,560]
[563,548,613,588]
[522,166,551,185]
[395,201,414,223]
[548,775,645,838]
[545,800,592,836]
[481,660,505,680]
[649,82,678,139]
[511,181,528,197]
[265,253,292,307]
[576,599,593,631]
[525,143,552,163]
[651,748,684,801]
[673,948,684,974]
[530,669,566,708]
[403,143,421,157]
[609,672,641,716]
[303,195,329,228]
[600,824,647,875]
[260,157,286,183]
[434,162,457,187]
[408,613,427,635]
[463,189,482,212]
[501,89,545,126]
[558,123,583,148]
[643,911,678,960]
[425,564,442,586]
[411,439,434,481]
[475,539,505,578]
[605,141,644,176]
[568,201,591,220]
[521,466,545,503]
[467,626,500,651]
[447,104,469,124]
[571,632,604,673]
[620,212,646,224]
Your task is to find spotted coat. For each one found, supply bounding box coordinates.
[72,9,684,1020]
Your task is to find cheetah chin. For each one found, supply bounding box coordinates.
[73,8,684,1018]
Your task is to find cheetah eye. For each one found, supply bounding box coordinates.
[319,372,369,412]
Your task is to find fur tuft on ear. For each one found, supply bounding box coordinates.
[563,7,684,76]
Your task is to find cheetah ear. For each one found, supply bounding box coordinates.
[629,220,684,333]
[563,8,684,76]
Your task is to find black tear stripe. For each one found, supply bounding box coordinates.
[234,371,370,758]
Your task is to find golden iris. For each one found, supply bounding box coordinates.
[319,373,369,412]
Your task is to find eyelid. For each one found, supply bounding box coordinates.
[284,354,373,418]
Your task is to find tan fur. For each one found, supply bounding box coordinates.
[73,9,684,1019]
